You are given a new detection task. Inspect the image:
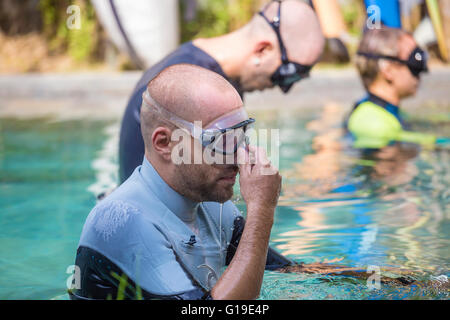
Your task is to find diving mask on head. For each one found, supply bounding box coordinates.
[142,90,255,155]
[357,46,428,78]
[258,0,313,93]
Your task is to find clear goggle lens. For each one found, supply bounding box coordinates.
[202,119,255,155]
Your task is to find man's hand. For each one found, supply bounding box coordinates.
[237,145,282,215]
[211,146,282,300]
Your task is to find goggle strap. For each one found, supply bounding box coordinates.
[258,0,289,64]
[357,50,427,67]
[142,90,197,136]
[356,51,405,64]
[357,50,427,76]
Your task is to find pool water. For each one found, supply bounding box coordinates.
[0,117,118,299]
[0,105,448,300]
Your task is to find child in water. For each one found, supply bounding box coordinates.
[345,27,437,152]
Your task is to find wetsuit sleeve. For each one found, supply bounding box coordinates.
[398,130,436,146]
[225,216,295,270]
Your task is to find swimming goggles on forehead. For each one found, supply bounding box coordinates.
[357,46,428,78]
[258,0,313,93]
[142,90,255,155]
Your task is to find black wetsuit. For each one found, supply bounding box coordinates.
[118,41,243,183]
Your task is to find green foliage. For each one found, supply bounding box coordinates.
[340,0,365,37]
[110,271,144,300]
[34,0,368,67]
[38,0,100,62]
[67,3,97,62]
[179,0,257,43]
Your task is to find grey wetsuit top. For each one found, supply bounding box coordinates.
[70,158,294,300]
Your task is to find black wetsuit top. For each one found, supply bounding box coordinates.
[118,41,243,183]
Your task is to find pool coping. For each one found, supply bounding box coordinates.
[0,67,449,119]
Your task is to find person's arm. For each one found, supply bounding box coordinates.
[225,217,295,270]
[211,146,282,300]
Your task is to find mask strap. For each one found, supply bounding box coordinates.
[142,89,198,135]
[356,51,405,64]
[357,48,428,75]
[258,0,288,64]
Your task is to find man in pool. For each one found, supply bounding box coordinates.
[69,64,287,300]
[119,0,325,183]
[345,27,437,152]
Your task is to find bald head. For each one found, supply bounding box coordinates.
[190,1,324,92]
[250,0,324,65]
[141,64,243,150]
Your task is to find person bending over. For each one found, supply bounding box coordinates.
[119,0,324,182]
[69,64,287,300]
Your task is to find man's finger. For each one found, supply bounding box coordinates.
[259,163,279,176]
[253,146,271,169]
[237,146,251,176]
[247,145,257,165]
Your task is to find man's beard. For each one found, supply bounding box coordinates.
[174,164,235,203]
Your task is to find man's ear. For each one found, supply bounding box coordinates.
[254,40,273,58]
[152,127,173,161]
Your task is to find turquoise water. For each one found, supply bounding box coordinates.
[0,107,448,300]
[0,117,116,299]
